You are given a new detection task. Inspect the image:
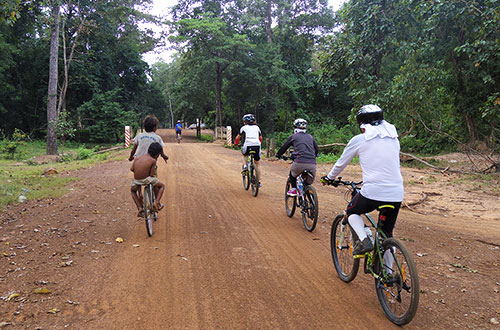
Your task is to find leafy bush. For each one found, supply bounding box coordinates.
[77,89,139,143]
[0,128,27,159]
[76,147,94,160]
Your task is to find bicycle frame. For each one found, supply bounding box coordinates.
[340,183,404,285]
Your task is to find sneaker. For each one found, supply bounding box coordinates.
[241,165,248,174]
[352,237,374,256]
[287,188,298,196]
[258,182,262,187]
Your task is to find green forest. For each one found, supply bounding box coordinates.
[0,0,499,167]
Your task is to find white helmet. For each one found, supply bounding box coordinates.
[243,114,256,124]
[293,118,307,129]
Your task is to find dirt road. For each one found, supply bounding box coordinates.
[1,129,499,329]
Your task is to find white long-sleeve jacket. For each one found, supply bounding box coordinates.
[327,122,404,202]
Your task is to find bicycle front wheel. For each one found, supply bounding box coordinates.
[302,185,318,232]
[284,179,296,217]
[330,214,359,282]
[374,238,419,325]
[250,161,259,197]
[143,185,154,237]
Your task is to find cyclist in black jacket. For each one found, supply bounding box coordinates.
[276,118,319,196]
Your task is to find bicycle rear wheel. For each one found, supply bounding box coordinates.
[285,179,296,217]
[242,165,250,190]
[143,185,154,237]
[374,238,419,325]
[302,185,318,232]
[250,159,259,197]
[330,214,359,282]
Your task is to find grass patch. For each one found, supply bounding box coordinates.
[316,153,359,164]
[0,140,124,210]
[449,172,500,195]
[197,134,214,142]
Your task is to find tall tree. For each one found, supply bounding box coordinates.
[46,1,60,155]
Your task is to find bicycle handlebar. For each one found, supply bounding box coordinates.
[321,176,363,189]
[277,154,296,161]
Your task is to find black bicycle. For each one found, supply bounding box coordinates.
[141,183,157,237]
[242,150,259,197]
[323,177,419,325]
[281,156,318,232]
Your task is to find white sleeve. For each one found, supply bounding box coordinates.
[327,135,363,179]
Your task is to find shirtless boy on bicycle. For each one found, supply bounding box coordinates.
[130,142,165,216]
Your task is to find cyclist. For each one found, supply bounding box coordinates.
[276,118,319,196]
[234,114,262,184]
[129,115,168,163]
[321,104,404,257]
[130,142,165,216]
[175,120,182,141]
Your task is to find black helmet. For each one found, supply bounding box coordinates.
[293,118,307,129]
[243,114,256,124]
[356,104,384,125]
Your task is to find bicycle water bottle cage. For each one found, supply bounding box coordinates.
[377,204,395,222]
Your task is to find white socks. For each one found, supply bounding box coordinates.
[348,214,367,241]
[384,247,395,273]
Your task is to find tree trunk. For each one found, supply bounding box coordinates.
[215,61,223,128]
[265,0,275,133]
[46,2,60,155]
[450,48,478,142]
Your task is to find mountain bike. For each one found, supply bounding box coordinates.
[141,183,158,237]
[242,150,259,197]
[324,177,419,325]
[280,156,318,232]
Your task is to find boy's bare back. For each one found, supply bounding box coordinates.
[131,154,157,180]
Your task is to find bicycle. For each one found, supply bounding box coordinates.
[324,177,419,325]
[242,150,259,197]
[281,156,318,232]
[141,183,158,237]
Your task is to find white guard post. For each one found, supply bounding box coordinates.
[125,126,131,148]
[226,126,232,146]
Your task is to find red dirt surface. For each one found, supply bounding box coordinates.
[1,129,499,329]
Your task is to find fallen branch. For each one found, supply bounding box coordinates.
[399,152,464,173]
[404,192,429,207]
[476,239,500,248]
[318,143,347,149]
[94,146,124,154]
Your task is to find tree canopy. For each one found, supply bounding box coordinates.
[0,0,498,161]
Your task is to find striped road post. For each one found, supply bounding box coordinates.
[125,126,131,148]
[226,126,232,146]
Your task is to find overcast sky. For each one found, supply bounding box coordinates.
[142,0,346,65]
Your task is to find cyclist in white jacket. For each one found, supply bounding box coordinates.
[322,104,404,256]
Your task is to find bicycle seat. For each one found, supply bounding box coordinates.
[302,170,314,178]
[249,150,257,154]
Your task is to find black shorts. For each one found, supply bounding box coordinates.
[346,192,401,238]
[242,145,261,161]
[176,130,182,136]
